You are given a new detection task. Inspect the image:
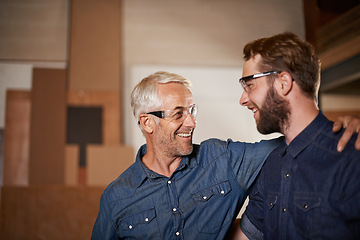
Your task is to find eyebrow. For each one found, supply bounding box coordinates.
[172,106,185,110]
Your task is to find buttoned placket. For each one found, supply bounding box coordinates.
[279,149,292,240]
[167,178,184,239]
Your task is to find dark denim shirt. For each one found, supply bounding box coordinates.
[91,137,282,240]
[243,112,360,240]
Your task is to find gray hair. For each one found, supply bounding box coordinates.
[131,71,192,123]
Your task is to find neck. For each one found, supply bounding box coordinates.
[142,143,182,178]
[282,97,319,144]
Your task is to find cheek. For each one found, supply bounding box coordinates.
[163,123,181,137]
[248,92,262,106]
[249,87,269,105]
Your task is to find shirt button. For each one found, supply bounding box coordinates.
[303,204,308,209]
[129,225,133,229]
[282,208,287,212]
[173,208,177,212]
[203,196,207,200]
[176,231,180,236]
[145,218,149,222]
[220,190,225,194]
[168,180,172,184]
[284,173,290,178]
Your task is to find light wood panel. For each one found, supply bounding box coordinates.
[65,145,79,186]
[87,145,134,186]
[3,90,31,186]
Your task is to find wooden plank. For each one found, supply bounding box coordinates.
[316,5,360,69]
[65,145,79,186]
[0,186,105,240]
[68,0,121,91]
[3,90,31,186]
[87,145,134,186]
[67,90,121,144]
[318,36,360,70]
[324,110,360,122]
[29,68,67,185]
[0,0,68,61]
[317,5,360,53]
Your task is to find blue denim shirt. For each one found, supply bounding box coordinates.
[243,112,360,240]
[91,137,282,240]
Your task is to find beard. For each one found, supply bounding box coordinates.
[256,86,290,134]
[159,136,193,157]
[155,126,194,158]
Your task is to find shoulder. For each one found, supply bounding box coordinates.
[317,125,358,154]
[101,161,143,203]
[193,138,245,159]
[195,137,284,156]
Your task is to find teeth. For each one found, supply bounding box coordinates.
[252,109,257,113]
[177,133,191,137]
[177,130,193,138]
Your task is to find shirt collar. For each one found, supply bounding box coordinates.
[132,144,198,187]
[130,144,149,188]
[286,111,329,158]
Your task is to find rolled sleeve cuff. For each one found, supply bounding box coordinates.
[240,213,263,240]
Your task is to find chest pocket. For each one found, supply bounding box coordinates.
[192,180,231,201]
[118,208,160,239]
[192,180,232,233]
[293,193,322,237]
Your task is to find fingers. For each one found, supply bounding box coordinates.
[332,116,346,133]
[335,115,360,152]
[332,121,343,133]
[355,128,360,151]
[337,129,354,152]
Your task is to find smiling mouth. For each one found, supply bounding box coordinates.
[176,129,193,138]
[249,107,258,113]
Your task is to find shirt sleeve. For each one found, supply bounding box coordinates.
[228,136,283,191]
[240,174,266,238]
[240,212,264,240]
[91,192,119,240]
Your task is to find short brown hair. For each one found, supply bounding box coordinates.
[243,32,321,101]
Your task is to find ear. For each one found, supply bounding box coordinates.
[276,71,293,96]
[139,114,154,134]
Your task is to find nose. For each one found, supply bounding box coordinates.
[240,91,249,106]
[183,112,196,127]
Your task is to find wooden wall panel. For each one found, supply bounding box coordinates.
[87,145,134,186]
[0,186,105,240]
[29,68,67,185]
[324,110,360,122]
[3,90,31,186]
[0,0,68,61]
[69,0,121,91]
[67,90,121,144]
[65,145,79,186]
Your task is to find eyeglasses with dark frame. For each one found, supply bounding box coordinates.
[142,104,198,124]
[239,71,281,92]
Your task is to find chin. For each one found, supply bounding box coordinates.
[182,145,193,156]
